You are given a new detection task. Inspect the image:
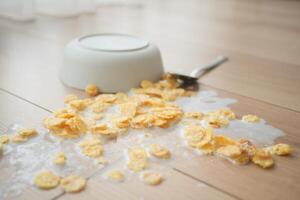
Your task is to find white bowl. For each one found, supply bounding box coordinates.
[60,33,164,93]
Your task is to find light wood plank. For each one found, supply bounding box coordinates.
[59,168,236,200]
[0,25,300,111]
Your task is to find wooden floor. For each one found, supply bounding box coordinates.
[0,0,300,199]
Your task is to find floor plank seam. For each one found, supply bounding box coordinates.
[0,88,52,113]
[172,167,243,200]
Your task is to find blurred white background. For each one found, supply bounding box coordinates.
[0,0,136,21]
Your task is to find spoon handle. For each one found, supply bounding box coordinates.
[190,56,228,78]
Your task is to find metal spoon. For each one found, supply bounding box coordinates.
[170,55,228,90]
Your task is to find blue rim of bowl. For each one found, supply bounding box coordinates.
[77,33,149,52]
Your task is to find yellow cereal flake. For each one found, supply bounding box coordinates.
[33,171,60,190]
[184,112,203,119]
[127,146,147,172]
[95,94,117,104]
[198,142,215,155]
[206,115,229,128]
[232,151,250,165]
[91,123,108,133]
[149,144,171,159]
[131,114,155,129]
[106,169,124,182]
[18,128,37,138]
[118,102,137,118]
[68,99,87,111]
[238,139,256,157]
[79,138,103,158]
[242,115,260,123]
[91,124,119,139]
[60,175,86,193]
[44,113,87,138]
[252,149,274,168]
[208,109,236,120]
[53,152,66,165]
[184,126,212,148]
[90,102,110,113]
[140,80,153,89]
[213,135,237,148]
[216,145,242,158]
[64,94,78,104]
[85,84,99,97]
[142,172,163,185]
[113,116,130,129]
[264,143,292,156]
[0,135,10,144]
[12,135,28,143]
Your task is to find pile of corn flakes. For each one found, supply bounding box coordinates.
[1,73,292,194]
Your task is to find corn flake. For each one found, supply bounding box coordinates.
[0,135,9,144]
[252,149,274,168]
[142,172,163,185]
[106,169,124,182]
[127,146,147,172]
[79,138,103,158]
[242,115,260,123]
[64,94,78,104]
[264,143,291,156]
[34,171,60,190]
[53,152,66,165]
[60,175,86,193]
[85,84,99,97]
[149,144,171,159]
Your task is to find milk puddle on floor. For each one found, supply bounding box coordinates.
[0,90,285,199]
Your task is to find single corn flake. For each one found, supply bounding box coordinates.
[91,123,108,134]
[184,112,203,119]
[33,171,60,190]
[140,80,153,89]
[242,114,260,123]
[265,143,291,156]
[12,135,28,143]
[79,138,103,158]
[198,142,215,155]
[127,146,147,172]
[0,135,9,144]
[60,175,86,193]
[149,144,171,159]
[206,115,229,128]
[208,109,236,120]
[64,94,78,104]
[68,99,87,111]
[118,102,137,118]
[90,102,110,113]
[95,94,117,103]
[53,152,66,165]
[142,172,163,186]
[216,145,242,158]
[252,149,274,169]
[85,84,99,97]
[184,125,205,148]
[18,128,38,138]
[106,169,124,182]
[113,116,130,129]
[213,135,237,148]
